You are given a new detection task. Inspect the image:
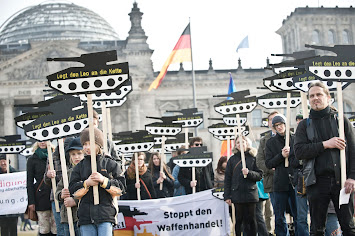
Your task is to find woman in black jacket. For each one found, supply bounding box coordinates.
[147,152,174,198]
[224,136,262,236]
[26,141,57,236]
[124,152,156,200]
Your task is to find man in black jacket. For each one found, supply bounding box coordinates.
[294,82,355,236]
[178,137,213,194]
[265,114,298,236]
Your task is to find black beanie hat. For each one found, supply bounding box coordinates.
[80,127,104,148]
[272,114,286,126]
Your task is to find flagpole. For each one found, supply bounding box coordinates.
[189,18,197,136]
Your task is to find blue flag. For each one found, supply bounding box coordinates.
[236,35,249,52]
[227,73,236,100]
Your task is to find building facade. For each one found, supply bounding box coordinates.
[0,2,354,170]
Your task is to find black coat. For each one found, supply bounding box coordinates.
[224,150,262,203]
[150,165,174,198]
[69,154,125,226]
[265,133,297,192]
[26,153,52,211]
[124,170,157,200]
[178,162,214,195]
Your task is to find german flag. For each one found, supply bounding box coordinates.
[148,24,191,91]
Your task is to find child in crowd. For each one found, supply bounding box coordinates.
[55,137,84,236]
[69,127,125,236]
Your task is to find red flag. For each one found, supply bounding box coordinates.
[148,24,191,91]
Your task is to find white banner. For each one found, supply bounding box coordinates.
[0,171,27,215]
[114,189,230,236]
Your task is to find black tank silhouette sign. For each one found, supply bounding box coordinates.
[145,116,182,136]
[258,92,301,109]
[164,132,193,152]
[222,113,247,126]
[292,71,349,92]
[22,96,89,141]
[14,94,73,128]
[167,108,204,128]
[214,90,257,115]
[113,130,155,153]
[0,135,26,154]
[173,146,213,168]
[46,50,129,94]
[208,122,249,141]
[305,44,355,82]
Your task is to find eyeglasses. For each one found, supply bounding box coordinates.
[274,123,284,128]
[193,143,203,147]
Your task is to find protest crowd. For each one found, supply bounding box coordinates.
[0,81,355,236]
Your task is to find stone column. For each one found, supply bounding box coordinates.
[2,98,15,135]
[128,94,141,131]
[2,98,17,169]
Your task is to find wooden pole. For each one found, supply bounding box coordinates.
[231,204,236,236]
[285,92,291,167]
[160,136,166,191]
[46,141,60,212]
[227,136,231,158]
[6,154,9,173]
[135,153,141,200]
[101,102,108,154]
[236,114,247,178]
[192,166,196,194]
[337,82,346,188]
[58,139,75,236]
[185,128,189,148]
[87,94,99,205]
[107,108,113,142]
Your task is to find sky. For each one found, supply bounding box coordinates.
[0,0,354,73]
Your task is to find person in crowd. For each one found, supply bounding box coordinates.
[214,156,227,188]
[294,82,355,235]
[0,155,19,236]
[256,111,279,235]
[265,114,298,236]
[69,127,125,236]
[172,146,187,196]
[325,200,342,236]
[27,141,57,236]
[292,113,310,236]
[20,213,34,231]
[148,152,174,198]
[224,135,263,236]
[256,178,270,236]
[124,152,156,200]
[55,138,84,236]
[45,137,74,236]
[178,137,214,194]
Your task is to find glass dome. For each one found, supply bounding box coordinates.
[0,2,119,44]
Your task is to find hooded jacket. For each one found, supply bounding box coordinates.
[69,154,125,226]
[224,147,263,203]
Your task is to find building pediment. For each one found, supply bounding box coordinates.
[0,40,88,82]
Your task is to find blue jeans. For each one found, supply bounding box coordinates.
[63,222,80,236]
[256,200,269,236]
[273,185,298,236]
[325,213,341,236]
[80,222,113,236]
[295,187,309,236]
[52,201,64,236]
